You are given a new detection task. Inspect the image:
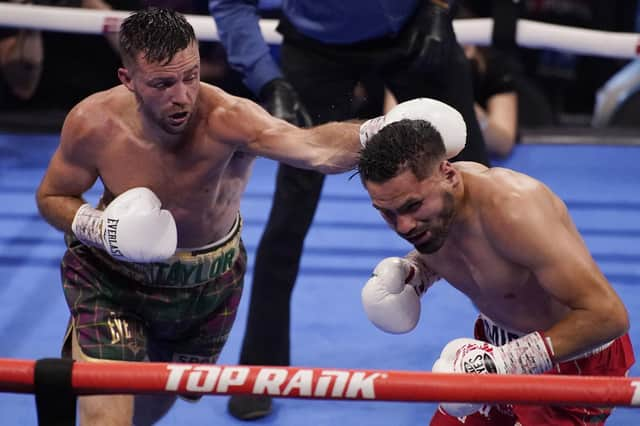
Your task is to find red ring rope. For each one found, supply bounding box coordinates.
[1,358,639,406]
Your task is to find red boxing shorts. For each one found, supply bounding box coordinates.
[430,314,635,425]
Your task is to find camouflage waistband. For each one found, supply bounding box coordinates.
[73,214,243,288]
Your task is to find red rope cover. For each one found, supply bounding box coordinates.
[1,358,639,406]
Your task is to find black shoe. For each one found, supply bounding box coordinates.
[227,395,272,420]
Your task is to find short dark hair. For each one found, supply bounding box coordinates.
[358,119,446,183]
[119,7,196,66]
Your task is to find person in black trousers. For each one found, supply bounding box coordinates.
[209,0,490,419]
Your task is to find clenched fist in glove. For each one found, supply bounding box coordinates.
[259,78,312,127]
[361,256,438,334]
[359,98,466,159]
[432,332,555,417]
[71,187,177,263]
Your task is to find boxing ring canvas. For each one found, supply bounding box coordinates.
[0,132,639,425]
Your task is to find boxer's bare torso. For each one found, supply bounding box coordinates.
[60,84,256,248]
[420,164,574,333]
[81,84,254,247]
[367,160,624,358]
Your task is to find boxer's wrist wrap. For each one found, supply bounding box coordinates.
[500,331,553,374]
[405,251,439,296]
[541,331,556,357]
[71,204,103,248]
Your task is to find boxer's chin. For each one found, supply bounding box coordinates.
[414,232,447,254]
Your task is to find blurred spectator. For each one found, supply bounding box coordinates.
[0,0,136,117]
[463,0,636,124]
[464,44,517,157]
[371,42,519,157]
[0,0,253,127]
[456,2,517,156]
[516,0,634,121]
[0,24,42,101]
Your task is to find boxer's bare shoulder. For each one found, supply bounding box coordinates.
[453,160,489,174]
[464,166,571,267]
[62,86,135,142]
[462,165,552,212]
[201,83,293,151]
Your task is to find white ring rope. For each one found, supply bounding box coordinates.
[0,3,639,59]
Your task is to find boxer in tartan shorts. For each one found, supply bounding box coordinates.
[35,7,440,424]
[61,215,245,365]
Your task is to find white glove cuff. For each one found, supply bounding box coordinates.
[71,203,104,248]
[405,252,439,296]
[359,116,386,147]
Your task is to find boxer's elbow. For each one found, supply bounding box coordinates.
[35,183,53,216]
[598,297,630,339]
[612,307,630,337]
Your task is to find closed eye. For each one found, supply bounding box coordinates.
[149,77,176,89]
[399,201,422,215]
[152,81,173,89]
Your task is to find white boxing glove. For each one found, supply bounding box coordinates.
[71,187,177,263]
[361,256,436,334]
[432,332,554,417]
[359,98,466,159]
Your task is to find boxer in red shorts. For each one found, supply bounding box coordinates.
[357,116,635,425]
[429,314,634,425]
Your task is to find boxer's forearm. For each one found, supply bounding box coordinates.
[36,193,86,234]
[304,122,361,173]
[543,306,629,362]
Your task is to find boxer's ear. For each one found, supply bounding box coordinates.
[440,161,458,186]
[118,67,133,91]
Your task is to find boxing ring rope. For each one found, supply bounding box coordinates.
[2,358,640,406]
[0,3,639,59]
